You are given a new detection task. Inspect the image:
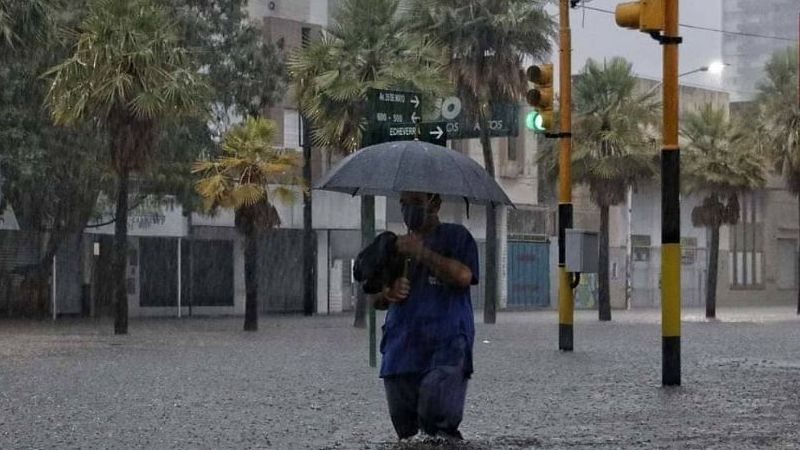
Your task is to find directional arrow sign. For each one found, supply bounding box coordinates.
[363,121,447,147]
[419,121,447,146]
[428,124,444,141]
[367,89,422,127]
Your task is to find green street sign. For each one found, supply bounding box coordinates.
[367,89,422,127]
[430,96,518,140]
[363,121,447,147]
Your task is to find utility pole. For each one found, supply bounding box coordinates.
[557,0,575,351]
[660,0,681,386]
[615,0,681,386]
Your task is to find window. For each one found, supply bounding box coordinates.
[730,192,764,289]
[283,109,300,149]
[681,237,697,265]
[632,235,651,262]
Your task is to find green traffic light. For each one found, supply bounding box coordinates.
[526,111,545,132]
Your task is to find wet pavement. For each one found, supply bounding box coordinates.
[1,307,799,449]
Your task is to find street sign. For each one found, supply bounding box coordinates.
[364,121,447,147]
[422,122,447,145]
[431,96,519,140]
[367,89,422,128]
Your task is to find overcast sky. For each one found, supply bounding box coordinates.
[550,0,724,90]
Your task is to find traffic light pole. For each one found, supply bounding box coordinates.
[660,0,681,386]
[557,0,574,352]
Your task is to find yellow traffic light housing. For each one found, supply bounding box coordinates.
[526,64,554,132]
[615,0,665,33]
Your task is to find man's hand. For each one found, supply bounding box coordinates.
[383,277,410,303]
[396,234,424,258]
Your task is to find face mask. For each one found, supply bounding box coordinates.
[401,203,427,231]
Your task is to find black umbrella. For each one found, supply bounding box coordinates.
[314,140,513,206]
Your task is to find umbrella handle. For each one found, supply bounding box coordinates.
[402,258,411,279]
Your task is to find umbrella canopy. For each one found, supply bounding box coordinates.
[314,140,513,206]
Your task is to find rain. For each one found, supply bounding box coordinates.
[1,0,799,449]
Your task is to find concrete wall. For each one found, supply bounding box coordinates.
[604,181,799,309]
[717,186,798,307]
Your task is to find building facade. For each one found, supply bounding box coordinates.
[554,76,799,311]
[722,0,797,101]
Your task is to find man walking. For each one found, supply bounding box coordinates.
[375,191,479,441]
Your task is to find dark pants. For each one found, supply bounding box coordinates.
[383,358,469,439]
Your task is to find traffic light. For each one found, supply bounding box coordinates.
[525,64,553,133]
[615,0,665,33]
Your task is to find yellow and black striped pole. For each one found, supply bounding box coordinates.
[558,0,574,352]
[661,0,681,386]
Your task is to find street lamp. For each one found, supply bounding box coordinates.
[644,62,729,96]
[706,61,728,75]
[680,61,728,78]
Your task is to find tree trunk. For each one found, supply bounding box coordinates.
[478,110,498,324]
[706,225,720,319]
[302,118,315,317]
[243,231,259,331]
[598,204,611,321]
[113,167,130,335]
[354,195,375,328]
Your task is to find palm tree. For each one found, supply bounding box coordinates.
[682,103,766,319]
[0,0,51,50]
[288,0,447,327]
[571,57,660,321]
[406,0,555,324]
[193,117,302,331]
[755,46,800,313]
[44,0,208,334]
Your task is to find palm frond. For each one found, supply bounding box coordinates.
[681,103,766,196]
[754,45,800,193]
[194,117,302,232]
[566,57,661,206]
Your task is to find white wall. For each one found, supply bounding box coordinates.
[87,202,188,238]
[609,183,709,250]
[248,0,309,23]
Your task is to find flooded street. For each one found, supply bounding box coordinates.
[1,308,798,449]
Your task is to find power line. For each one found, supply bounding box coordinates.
[577,5,798,43]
